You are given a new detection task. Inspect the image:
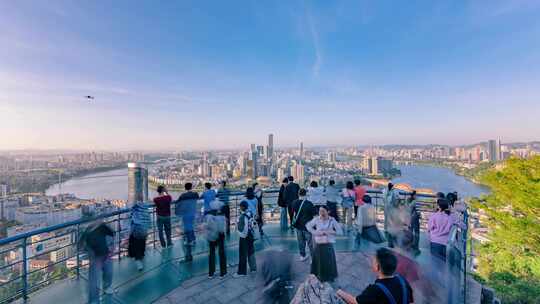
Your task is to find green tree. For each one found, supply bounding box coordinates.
[473,156,540,303]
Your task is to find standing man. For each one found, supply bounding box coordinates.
[217,181,231,236]
[284,176,300,229]
[176,183,199,262]
[277,178,289,230]
[292,188,316,261]
[154,185,172,248]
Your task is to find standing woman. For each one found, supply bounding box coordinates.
[428,199,454,262]
[306,205,342,283]
[408,191,421,255]
[128,201,151,271]
[341,181,356,231]
[253,183,265,236]
[277,178,289,230]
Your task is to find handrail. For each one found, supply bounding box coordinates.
[0,188,437,246]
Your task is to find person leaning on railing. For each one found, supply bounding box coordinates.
[427,198,454,262]
[341,181,356,231]
[79,209,115,302]
[128,200,151,271]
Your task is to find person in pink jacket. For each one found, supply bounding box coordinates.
[427,199,454,262]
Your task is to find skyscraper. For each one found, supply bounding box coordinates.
[128,162,148,203]
[488,139,498,162]
[299,142,304,160]
[267,133,274,162]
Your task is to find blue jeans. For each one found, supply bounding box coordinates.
[88,252,112,303]
[280,207,288,230]
[296,229,313,257]
[183,215,196,242]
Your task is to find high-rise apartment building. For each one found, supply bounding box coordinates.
[128,162,148,203]
[488,139,499,162]
[267,134,274,162]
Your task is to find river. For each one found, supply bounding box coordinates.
[46,164,489,200]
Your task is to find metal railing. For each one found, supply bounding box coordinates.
[0,188,470,304]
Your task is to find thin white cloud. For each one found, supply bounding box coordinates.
[305,8,322,77]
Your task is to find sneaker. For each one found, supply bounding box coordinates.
[136,260,144,271]
[219,273,228,279]
[208,274,215,279]
[250,269,257,274]
[232,273,247,278]
[103,287,114,295]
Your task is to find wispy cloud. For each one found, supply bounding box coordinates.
[305,6,322,77]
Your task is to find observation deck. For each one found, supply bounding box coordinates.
[0,189,483,304]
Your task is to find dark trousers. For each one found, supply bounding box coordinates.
[431,242,447,262]
[128,234,146,260]
[354,205,358,219]
[223,205,231,235]
[326,202,339,222]
[287,204,295,227]
[209,233,227,276]
[157,216,172,248]
[410,218,420,251]
[386,232,396,248]
[238,234,256,275]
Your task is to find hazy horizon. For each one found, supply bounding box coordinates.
[2,1,540,150]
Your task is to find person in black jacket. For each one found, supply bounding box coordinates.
[292,188,316,261]
[284,176,300,229]
[277,178,289,230]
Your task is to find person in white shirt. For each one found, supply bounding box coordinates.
[306,205,342,282]
[307,181,326,212]
[325,180,341,222]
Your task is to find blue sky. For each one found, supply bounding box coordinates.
[1,0,540,150]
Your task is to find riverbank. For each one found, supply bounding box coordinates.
[398,160,493,186]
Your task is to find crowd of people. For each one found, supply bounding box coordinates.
[80,177,465,304]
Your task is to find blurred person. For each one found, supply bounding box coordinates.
[254,182,265,236]
[384,183,401,248]
[153,185,172,248]
[284,176,301,228]
[306,205,341,283]
[217,181,231,235]
[234,200,257,277]
[325,180,340,222]
[259,248,294,304]
[307,180,325,212]
[176,182,199,262]
[428,198,454,262]
[243,187,258,221]
[353,179,367,218]
[205,200,227,279]
[201,182,216,214]
[292,188,316,261]
[80,210,115,303]
[128,200,151,271]
[277,178,290,230]
[355,195,384,245]
[341,181,356,231]
[407,191,421,255]
[337,248,414,304]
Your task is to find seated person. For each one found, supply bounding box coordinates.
[337,248,414,304]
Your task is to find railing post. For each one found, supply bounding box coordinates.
[152,209,157,249]
[117,213,121,261]
[76,224,80,279]
[21,237,28,302]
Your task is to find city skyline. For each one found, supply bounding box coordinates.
[2,1,540,150]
